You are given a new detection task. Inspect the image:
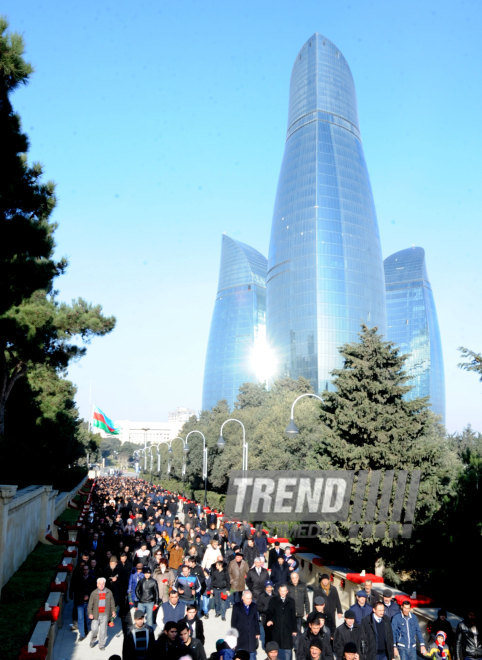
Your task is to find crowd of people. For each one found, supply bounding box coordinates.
[68,476,481,660]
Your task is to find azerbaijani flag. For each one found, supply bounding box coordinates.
[93,407,119,435]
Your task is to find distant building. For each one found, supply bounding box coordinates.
[202,235,267,411]
[384,247,445,421]
[267,33,386,393]
[95,407,198,445]
[168,407,197,427]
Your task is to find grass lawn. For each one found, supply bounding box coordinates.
[0,543,64,660]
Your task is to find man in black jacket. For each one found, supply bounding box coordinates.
[177,619,207,660]
[135,567,160,628]
[333,610,361,659]
[360,602,395,660]
[456,611,482,660]
[312,574,343,630]
[296,613,333,660]
[182,603,205,645]
[267,584,298,660]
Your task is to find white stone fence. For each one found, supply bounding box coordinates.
[0,475,87,597]
[294,552,462,639]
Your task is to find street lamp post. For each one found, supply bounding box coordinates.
[142,427,149,470]
[185,430,208,507]
[217,418,248,473]
[285,393,323,436]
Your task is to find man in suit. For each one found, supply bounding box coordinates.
[231,589,261,660]
[268,542,284,569]
[246,557,270,601]
[360,601,395,660]
[267,584,298,660]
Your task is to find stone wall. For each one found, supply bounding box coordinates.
[0,476,87,597]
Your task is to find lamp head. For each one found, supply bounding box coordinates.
[168,445,173,454]
[217,434,225,449]
[183,444,189,454]
[285,419,299,436]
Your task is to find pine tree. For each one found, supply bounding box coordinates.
[309,325,458,552]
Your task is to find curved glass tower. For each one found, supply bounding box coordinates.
[384,247,445,422]
[202,235,267,411]
[267,33,386,393]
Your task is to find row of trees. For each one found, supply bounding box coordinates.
[0,19,115,487]
[151,326,480,607]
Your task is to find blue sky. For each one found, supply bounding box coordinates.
[3,0,481,433]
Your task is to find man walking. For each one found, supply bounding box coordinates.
[231,590,261,660]
[392,600,427,660]
[122,609,156,660]
[360,601,395,660]
[267,584,298,660]
[87,577,116,650]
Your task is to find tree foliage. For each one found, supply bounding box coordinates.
[458,346,482,381]
[0,19,115,485]
[306,325,458,554]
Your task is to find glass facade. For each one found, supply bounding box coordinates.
[202,235,267,411]
[384,247,445,421]
[267,33,386,393]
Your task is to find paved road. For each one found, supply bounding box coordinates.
[53,596,278,660]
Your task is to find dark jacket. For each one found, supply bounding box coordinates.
[351,601,373,625]
[270,562,291,588]
[70,572,96,606]
[456,619,482,660]
[268,547,284,569]
[267,595,298,649]
[135,576,160,604]
[181,637,207,660]
[296,630,333,660]
[246,567,270,601]
[333,622,361,659]
[155,631,181,660]
[312,585,342,621]
[360,613,395,660]
[181,615,205,645]
[257,591,274,626]
[231,601,260,652]
[288,581,310,618]
[122,623,156,660]
[211,567,230,590]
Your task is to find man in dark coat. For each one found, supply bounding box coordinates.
[312,574,343,629]
[296,613,333,660]
[360,602,395,660]
[246,557,270,601]
[288,572,310,631]
[267,584,298,660]
[268,542,284,569]
[333,610,361,659]
[271,556,291,588]
[231,590,261,660]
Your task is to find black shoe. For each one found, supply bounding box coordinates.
[204,614,209,619]
[79,636,85,641]
[90,641,95,648]
[221,616,226,621]
[215,613,220,618]
[99,647,105,651]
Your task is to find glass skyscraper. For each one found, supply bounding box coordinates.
[202,235,267,411]
[384,247,445,421]
[267,33,386,393]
